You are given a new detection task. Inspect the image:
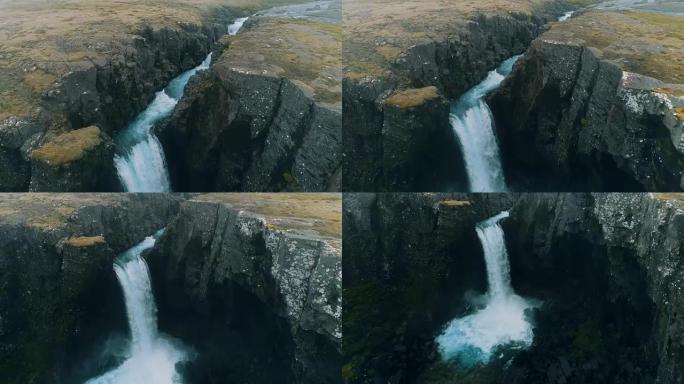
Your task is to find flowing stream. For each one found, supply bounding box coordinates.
[450,56,520,192]
[114,17,248,192]
[85,229,189,384]
[436,211,537,365]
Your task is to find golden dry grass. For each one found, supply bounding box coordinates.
[0,0,308,120]
[192,193,342,239]
[0,194,124,229]
[543,9,684,84]
[439,199,471,207]
[31,126,102,166]
[64,235,105,247]
[385,86,439,108]
[217,17,341,105]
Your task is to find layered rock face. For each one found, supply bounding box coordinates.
[343,13,553,191]
[0,20,226,191]
[0,194,180,384]
[147,196,342,383]
[160,17,342,192]
[343,193,684,384]
[491,41,684,191]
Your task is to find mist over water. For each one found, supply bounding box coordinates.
[450,56,520,192]
[436,211,538,366]
[85,229,190,384]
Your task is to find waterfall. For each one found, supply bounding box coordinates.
[228,17,249,35]
[114,53,212,192]
[85,229,188,384]
[436,211,537,365]
[450,56,520,192]
[558,11,575,21]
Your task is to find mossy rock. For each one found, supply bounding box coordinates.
[31,126,103,167]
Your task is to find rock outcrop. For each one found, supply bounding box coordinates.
[491,40,684,191]
[147,195,342,383]
[159,17,342,192]
[29,126,118,191]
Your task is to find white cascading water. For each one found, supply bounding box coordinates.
[450,56,520,192]
[114,53,212,192]
[85,229,188,384]
[114,16,248,192]
[436,211,537,366]
[558,11,575,21]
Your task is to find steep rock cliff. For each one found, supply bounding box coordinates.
[0,194,180,384]
[491,40,684,191]
[343,13,554,191]
[147,195,342,383]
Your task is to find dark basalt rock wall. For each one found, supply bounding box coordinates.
[0,15,232,192]
[159,68,342,192]
[0,195,180,384]
[146,199,342,383]
[490,41,684,191]
[342,13,551,192]
[343,193,684,384]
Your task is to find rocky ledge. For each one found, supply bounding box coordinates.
[159,16,342,192]
[490,8,684,191]
[342,0,568,191]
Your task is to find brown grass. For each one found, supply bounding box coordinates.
[439,200,471,207]
[64,235,105,247]
[0,0,309,120]
[544,10,684,84]
[192,193,342,239]
[385,86,439,108]
[343,0,554,78]
[217,17,341,105]
[31,126,102,166]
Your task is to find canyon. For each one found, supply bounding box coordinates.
[343,193,684,383]
[0,0,341,192]
[0,193,342,383]
[342,0,684,192]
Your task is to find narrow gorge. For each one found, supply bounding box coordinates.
[343,193,684,383]
[343,0,684,192]
[0,0,341,192]
[0,194,342,384]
